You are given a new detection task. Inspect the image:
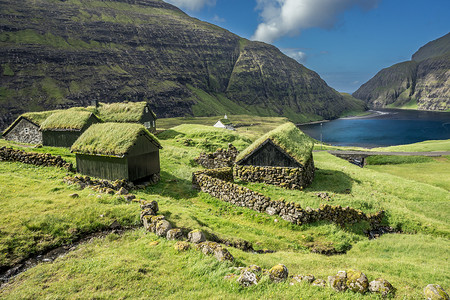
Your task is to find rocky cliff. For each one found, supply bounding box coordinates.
[353,33,450,111]
[0,0,364,129]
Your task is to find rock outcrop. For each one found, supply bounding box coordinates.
[353,33,450,111]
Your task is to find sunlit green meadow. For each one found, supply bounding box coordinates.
[0,119,448,299]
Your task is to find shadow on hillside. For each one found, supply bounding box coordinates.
[157,129,183,140]
[305,169,358,194]
[142,171,198,200]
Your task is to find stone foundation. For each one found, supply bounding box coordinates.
[234,157,315,190]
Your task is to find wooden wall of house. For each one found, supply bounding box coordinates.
[239,142,301,168]
[42,131,82,147]
[76,154,129,181]
[127,151,160,182]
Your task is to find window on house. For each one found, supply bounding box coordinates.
[24,128,30,134]
[144,122,151,128]
[145,107,149,113]
[152,121,155,127]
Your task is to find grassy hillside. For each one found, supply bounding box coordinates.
[0,120,449,299]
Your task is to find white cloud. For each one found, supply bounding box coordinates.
[212,15,226,23]
[282,48,307,63]
[252,0,380,43]
[165,0,216,11]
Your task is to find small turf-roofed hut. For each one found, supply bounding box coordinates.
[234,122,315,189]
[71,123,162,182]
[41,110,100,147]
[97,102,157,132]
[2,111,57,144]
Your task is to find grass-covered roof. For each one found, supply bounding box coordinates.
[236,122,314,165]
[219,118,232,125]
[2,110,61,135]
[71,123,161,157]
[40,110,97,131]
[97,102,156,123]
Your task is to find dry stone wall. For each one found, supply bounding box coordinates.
[0,146,73,170]
[195,144,239,169]
[234,157,315,190]
[192,167,384,227]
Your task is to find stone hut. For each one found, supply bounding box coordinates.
[71,123,162,182]
[41,110,101,148]
[213,115,234,130]
[97,101,157,132]
[2,111,57,144]
[234,122,315,189]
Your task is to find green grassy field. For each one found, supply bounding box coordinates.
[0,119,449,299]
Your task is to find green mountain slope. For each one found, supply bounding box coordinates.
[353,33,450,111]
[0,0,363,129]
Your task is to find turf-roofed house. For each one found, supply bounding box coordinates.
[97,101,157,132]
[2,111,57,144]
[71,123,162,182]
[40,110,101,147]
[234,122,315,189]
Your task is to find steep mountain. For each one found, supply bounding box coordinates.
[0,0,364,130]
[353,33,450,111]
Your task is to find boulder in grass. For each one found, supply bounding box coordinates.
[214,247,234,262]
[166,228,184,240]
[237,271,259,287]
[328,271,347,292]
[369,278,396,297]
[140,200,158,212]
[424,284,449,300]
[312,279,326,288]
[155,220,172,237]
[197,241,221,255]
[140,208,156,221]
[174,241,190,252]
[188,229,206,244]
[346,269,369,293]
[269,264,289,283]
[291,274,315,285]
[142,215,165,232]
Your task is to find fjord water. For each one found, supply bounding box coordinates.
[298,109,450,147]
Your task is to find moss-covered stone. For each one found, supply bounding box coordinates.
[369,278,396,297]
[424,284,449,300]
[312,279,326,288]
[291,274,315,285]
[328,271,347,292]
[214,247,234,262]
[174,241,190,252]
[166,228,184,240]
[188,230,206,244]
[269,264,288,283]
[346,269,368,293]
[237,271,259,287]
[155,220,172,237]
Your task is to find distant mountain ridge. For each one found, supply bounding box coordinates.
[0,0,365,130]
[353,33,450,111]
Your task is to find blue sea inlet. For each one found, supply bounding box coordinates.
[298,109,450,148]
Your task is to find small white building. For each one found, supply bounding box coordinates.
[213,115,234,130]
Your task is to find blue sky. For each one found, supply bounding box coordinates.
[165,0,449,93]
